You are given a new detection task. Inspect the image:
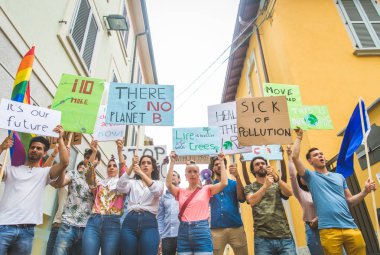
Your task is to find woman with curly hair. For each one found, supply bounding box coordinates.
[117,154,164,255]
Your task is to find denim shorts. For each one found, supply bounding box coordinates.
[177,219,213,255]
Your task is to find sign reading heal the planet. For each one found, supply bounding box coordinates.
[289,105,333,130]
[208,102,251,155]
[93,106,125,141]
[236,96,292,146]
[51,74,104,134]
[106,83,174,126]
[0,98,61,137]
[173,127,220,156]
[123,145,168,180]
[263,83,302,106]
[242,145,283,161]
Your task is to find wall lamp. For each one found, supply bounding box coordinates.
[104,15,128,36]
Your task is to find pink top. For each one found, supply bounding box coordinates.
[176,185,212,222]
[288,159,317,222]
[92,166,126,215]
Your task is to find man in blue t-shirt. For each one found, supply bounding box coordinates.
[209,156,248,255]
[292,128,376,255]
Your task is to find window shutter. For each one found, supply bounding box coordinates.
[122,5,129,48]
[82,15,98,69]
[71,0,91,51]
[353,23,376,47]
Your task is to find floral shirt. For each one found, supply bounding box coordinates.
[91,166,126,215]
[61,169,94,227]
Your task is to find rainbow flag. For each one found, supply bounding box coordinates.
[9,46,35,166]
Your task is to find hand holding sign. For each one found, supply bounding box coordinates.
[0,137,14,152]
[170,151,177,164]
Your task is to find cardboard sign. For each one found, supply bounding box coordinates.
[173,127,221,156]
[123,145,168,180]
[0,98,61,137]
[208,102,251,155]
[176,155,211,164]
[47,132,82,149]
[236,96,292,146]
[51,74,104,134]
[242,145,283,161]
[289,105,334,130]
[263,83,302,106]
[106,83,174,126]
[93,106,125,141]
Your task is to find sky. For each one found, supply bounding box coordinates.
[144,0,239,186]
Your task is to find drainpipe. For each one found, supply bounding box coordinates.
[255,25,269,84]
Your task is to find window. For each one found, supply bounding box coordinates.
[70,0,99,70]
[356,124,380,169]
[121,2,130,50]
[337,0,380,49]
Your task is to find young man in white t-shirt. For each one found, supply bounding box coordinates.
[0,125,69,255]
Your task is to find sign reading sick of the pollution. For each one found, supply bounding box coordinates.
[236,96,292,146]
[51,74,104,134]
[106,83,174,126]
[263,83,302,106]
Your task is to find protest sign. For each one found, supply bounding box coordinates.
[237,96,292,146]
[47,132,82,149]
[0,98,61,137]
[263,83,302,106]
[208,102,251,155]
[175,155,211,164]
[242,145,283,161]
[123,145,168,179]
[51,74,104,134]
[173,127,220,156]
[106,83,174,126]
[289,105,334,130]
[93,106,125,141]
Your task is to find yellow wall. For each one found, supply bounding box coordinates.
[233,0,380,253]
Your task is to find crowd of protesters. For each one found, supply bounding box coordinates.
[0,126,377,255]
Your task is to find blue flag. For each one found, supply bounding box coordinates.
[336,99,370,178]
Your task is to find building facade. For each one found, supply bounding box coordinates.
[0,0,157,253]
[223,0,380,254]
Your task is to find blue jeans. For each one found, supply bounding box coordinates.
[82,214,121,255]
[254,237,296,255]
[0,225,35,255]
[53,223,85,255]
[177,220,213,255]
[305,224,324,255]
[120,211,159,255]
[46,226,60,255]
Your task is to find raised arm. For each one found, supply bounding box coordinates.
[246,175,273,206]
[280,146,287,182]
[210,152,228,195]
[43,144,58,167]
[292,128,306,177]
[51,146,71,188]
[166,151,180,198]
[85,140,99,190]
[0,136,13,156]
[49,126,69,179]
[240,154,251,185]
[229,164,245,202]
[345,179,376,207]
[116,139,128,177]
[286,145,301,200]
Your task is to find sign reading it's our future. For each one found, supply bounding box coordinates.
[106,83,174,126]
[0,98,61,137]
[208,102,251,155]
[236,96,292,146]
[172,127,220,156]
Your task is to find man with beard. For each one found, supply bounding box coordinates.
[0,125,69,255]
[292,128,375,255]
[157,170,181,255]
[209,156,248,255]
[244,156,296,255]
